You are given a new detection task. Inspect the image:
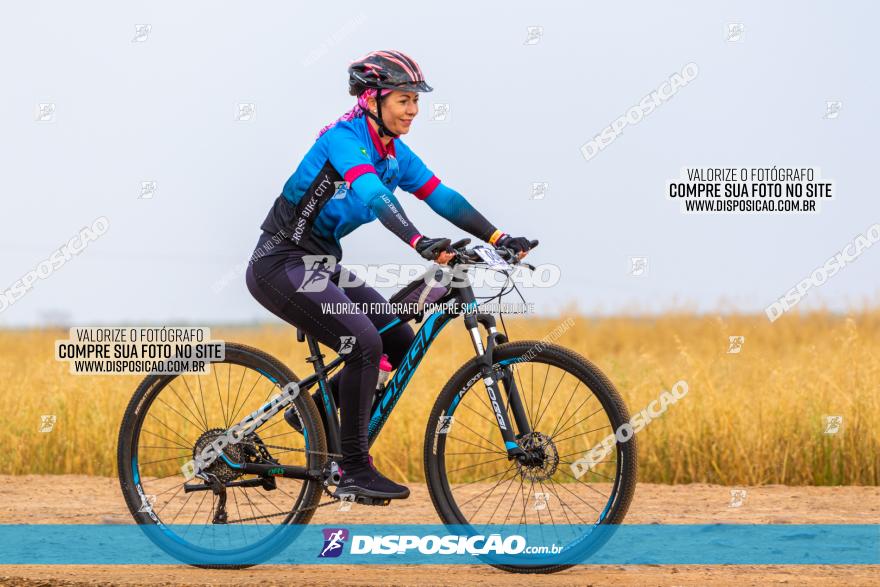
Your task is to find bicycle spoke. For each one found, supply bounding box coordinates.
[450,418,503,454]
[448,466,516,492]
[531,363,550,430]
[552,406,607,441]
[228,370,263,426]
[139,428,191,451]
[558,459,616,481]
[458,400,499,428]
[454,463,517,509]
[445,454,509,475]
[155,396,205,434]
[166,383,208,433]
[195,374,210,430]
[444,434,504,455]
[143,417,194,451]
[468,464,519,520]
[213,365,228,428]
[140,454,192,467]
[553,423,611,445]
[555,467,612,503]
[546,475,594,525]
[548,381,581,438]
[228,365,248,428]
[154,484,184,516]
[486,473,519,524]
[534,370,566,430]
[180,376,210,432]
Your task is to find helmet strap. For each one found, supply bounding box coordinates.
[365,91,399,139]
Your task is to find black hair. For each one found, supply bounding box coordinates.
[348,80,368,97]
[348,79,391,103]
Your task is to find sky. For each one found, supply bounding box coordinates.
[1,1,878,327]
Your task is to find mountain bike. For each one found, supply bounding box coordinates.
[117,238,637,573]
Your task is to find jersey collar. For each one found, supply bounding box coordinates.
[365,115,396,159]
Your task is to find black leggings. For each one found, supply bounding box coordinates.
[244,232,414,471]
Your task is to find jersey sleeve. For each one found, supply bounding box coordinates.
[396,141,441,200]
[351,173,424,248]
[323,126,378,185]
[423,183,498,243]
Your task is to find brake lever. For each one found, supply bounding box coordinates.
[499,246,536,270]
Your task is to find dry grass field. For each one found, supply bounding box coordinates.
[2,310,878,485]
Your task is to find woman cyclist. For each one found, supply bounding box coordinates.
[245,49,536,501]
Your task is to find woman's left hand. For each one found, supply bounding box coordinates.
[496,235,534,260]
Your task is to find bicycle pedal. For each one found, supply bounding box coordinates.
[353,496,391,506]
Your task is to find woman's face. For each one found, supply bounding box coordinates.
[368,90,419,135]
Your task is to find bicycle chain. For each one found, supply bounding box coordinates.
[226,495,343,524]
[217,440,344,523]
[251,442,342,500]
[258,442,341,459]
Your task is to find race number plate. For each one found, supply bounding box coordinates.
[473,245,511,270]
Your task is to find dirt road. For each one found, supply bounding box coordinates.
[0,476,877,586]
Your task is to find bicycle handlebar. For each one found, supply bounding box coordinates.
[446,238,540,268]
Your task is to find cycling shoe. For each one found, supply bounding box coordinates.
[333,458,410,500]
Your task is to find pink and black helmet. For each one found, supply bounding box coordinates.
[348,50,433,94]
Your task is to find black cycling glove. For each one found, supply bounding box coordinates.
[415,236,453,261]
[496,234,533,254]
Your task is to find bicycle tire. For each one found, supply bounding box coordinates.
[117,342,328,569]
[423,340,637,574]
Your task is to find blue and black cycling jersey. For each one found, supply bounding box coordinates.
[260,114,499,259]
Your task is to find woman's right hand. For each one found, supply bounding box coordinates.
[415,236,454,264]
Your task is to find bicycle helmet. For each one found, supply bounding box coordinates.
[348,50,433,137]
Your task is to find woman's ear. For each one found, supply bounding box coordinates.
[366,95,377,114]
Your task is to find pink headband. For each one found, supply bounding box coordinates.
[316,88,393,140]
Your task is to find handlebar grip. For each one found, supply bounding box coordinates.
[450,238,471,249]
[418,237,453,260]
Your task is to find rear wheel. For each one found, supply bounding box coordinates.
[117,342,328,568]
[424,341,637,573]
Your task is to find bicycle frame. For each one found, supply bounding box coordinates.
[301,264,533,460]
[194,262,533,484]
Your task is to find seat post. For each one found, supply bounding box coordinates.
[304,333,326,370]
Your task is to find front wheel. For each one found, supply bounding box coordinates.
[424,341,637,574]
